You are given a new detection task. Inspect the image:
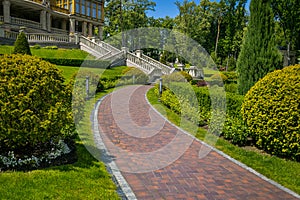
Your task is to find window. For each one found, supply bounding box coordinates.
[69,3,72,12]
[92,3,96,18]
[98,4,101,19]
[64,3,68,9]
[87,1,91,16]
[81,0,86,15]
[76,0,80,13]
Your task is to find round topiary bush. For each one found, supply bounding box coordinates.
[242,64,300,161]
[0,54,76,169]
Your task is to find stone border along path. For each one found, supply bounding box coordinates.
[93,85,300,200]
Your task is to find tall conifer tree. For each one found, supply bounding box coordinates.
[237,0,282,95]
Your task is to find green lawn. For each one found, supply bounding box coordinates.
[147,87,300,195]
[0,45,90,59]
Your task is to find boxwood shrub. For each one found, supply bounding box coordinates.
[242,64,300,161]
[0,54,76,159]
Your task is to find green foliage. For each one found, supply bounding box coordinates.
[242,65,300,160]
[179,71,193,82]
[31,44,41,49]
[224,83,238,93]
[43,46,58,49]
[222,116,250,146]
[13,32,32,55]
[42,58,110,68]
[210,73,228,83]
[222,71,238,83]
[237,0,282,95]
[162,72,188,83]
[120,67,148,84]
[0,54,75,156]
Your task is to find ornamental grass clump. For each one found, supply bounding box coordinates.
[242,65,300,161]
[0,54,76,170]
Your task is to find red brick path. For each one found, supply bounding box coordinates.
[97,85,298,200]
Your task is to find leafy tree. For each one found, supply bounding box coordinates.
[104,0,156,38]
[237,0,282,95]
[271,0,300,65]
[13,31,31,55]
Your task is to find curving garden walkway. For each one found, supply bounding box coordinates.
[95,85,299,200]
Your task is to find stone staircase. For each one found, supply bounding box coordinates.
[79,36,175,81]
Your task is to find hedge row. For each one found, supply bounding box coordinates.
[156,81,248,145]
[42,58,111,68]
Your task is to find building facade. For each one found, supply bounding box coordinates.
[0,0,104,39]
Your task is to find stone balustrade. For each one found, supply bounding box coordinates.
[80,36,110,56]
[51,27,68,35]
[11,17,42,29]
[99,41,121,55]
[140,54,174,75]
[27,33,70,42]
[127,52,155,74]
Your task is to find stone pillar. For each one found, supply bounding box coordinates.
[98,25,103,40]
[46,12,51,32]
[61,20,67,31]
[88,23,93,37]
[69,18,75,34]
[82,21,87,36]
[136,49,143,58]
[40,10,47,30]
[3,0,11,24]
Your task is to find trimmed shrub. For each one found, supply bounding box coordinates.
[222,71,238,83]
[210,73,228,83]
[13,31,31,55]
[162,72,187,83]
[225,83,238,93]
[242,65,300,160]
[42,58,110,68]
[0,54,75,159]
[120,67,148,84]
[179,71,193,82]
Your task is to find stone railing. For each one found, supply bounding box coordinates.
[140,54,174,75]
[52,27,68,35]
[2,31,19,40]
[98,41,121,55]
[27,33,70,42]
[127,52,155,74]
[103,51,124,61]
[11,17,42,29]
[80,36,110,56]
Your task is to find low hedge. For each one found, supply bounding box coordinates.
[42,58,110,68]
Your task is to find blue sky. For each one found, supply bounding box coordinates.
[147,0,250,19]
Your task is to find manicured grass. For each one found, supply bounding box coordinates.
[56,65,127,83]
[0,45,90,59]
[147,87,300,195]
[57,66,80,82]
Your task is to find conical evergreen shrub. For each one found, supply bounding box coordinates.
[236,0,282,95]
[13,31,32,55]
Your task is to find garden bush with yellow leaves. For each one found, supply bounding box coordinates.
[242,64,300,161]
[0,54,77,170]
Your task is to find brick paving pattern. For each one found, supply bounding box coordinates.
[97,85,298,200]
